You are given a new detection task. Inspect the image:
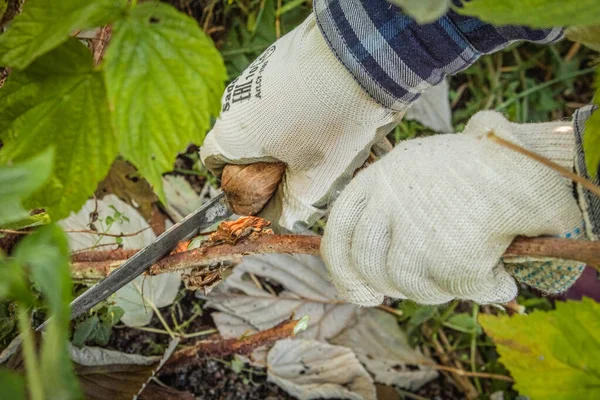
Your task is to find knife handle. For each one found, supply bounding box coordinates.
[221,162,286,216]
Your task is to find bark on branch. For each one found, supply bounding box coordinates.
[162,317,301,373]
[70,234,599,280]
[505,236,600,266]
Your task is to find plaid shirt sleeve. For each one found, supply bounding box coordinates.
[313,0,563,111]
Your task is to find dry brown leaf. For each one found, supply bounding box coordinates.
[331,309,438,390]
[267,339,376,400]
[204,254,358,340]
[70,339,178,400]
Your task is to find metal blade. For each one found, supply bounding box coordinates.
[37,193,232,331]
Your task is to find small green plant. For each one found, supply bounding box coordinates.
[0,224,80,400]
[72,305,124,347]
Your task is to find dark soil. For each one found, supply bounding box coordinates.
[105,290,468,399]
[163,358,291,400]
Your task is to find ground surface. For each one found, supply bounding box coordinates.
[104,2,599,397]
[1,1,597,399]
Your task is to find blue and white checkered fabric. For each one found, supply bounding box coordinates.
[314,0,562,110]
[313,0,597,237]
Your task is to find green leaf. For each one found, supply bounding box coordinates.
[388,0,450,23]
[0,0,127,69]
[73,315,100,348]
[91,322,111,346]
[0,370,26,400]
[585,108,600,178]
[0,212,51,231]
[104,1,226,201]
[221,0,279,77]
[0,259,34,307]
[565,26,600,52]
[0,39,118,220]
[12,224,81,399]
[0,149,53,225]
[231,357,244,374]
[479,298,600,400]
[459,0,600,28]
[445,313,482,335]
[101,305,124,326]
[584,70,600,178]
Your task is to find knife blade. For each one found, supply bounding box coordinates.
[36,193,233,331]
[35,162,286,331]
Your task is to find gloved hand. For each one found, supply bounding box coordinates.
[201,14,403,232]
[322,111,586,306]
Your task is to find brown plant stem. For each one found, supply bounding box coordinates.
[0,227,150,238]
[162,317,301,373]
[506,236,600,267]
[421,324,479,400]
[423,363,513,382]
[64,227,151,238]
[487,131,600,198]
[149,235,321,275]
[70,233,599,280]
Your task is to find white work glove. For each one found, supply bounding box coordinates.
[201,14,403,231]
[322,111,586,306]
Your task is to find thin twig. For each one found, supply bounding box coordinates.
[71,242,123,254]
[162,317,301,373]
[0,227,150,238]
[0,229,30,235]
[64,227,151,238]
[488,131,600,198]
[470,305,482,392]
[377,304,404,317]
[275,0,282,39]
[423,363,513,382]
[421,324,479,399]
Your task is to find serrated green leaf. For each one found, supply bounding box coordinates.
[388,0,450,24]
[0,149,53,225]
[565,26,600,52]
[585,108,600,178]
[73,315,100,348]
[459,0,600,28]
[13,224,81,399]
[479,298,600,400]
[0,370,26,400]
[104,1,226,201]
[584,70,600,178]
[0,39,118,220]
[0,0,127,69]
